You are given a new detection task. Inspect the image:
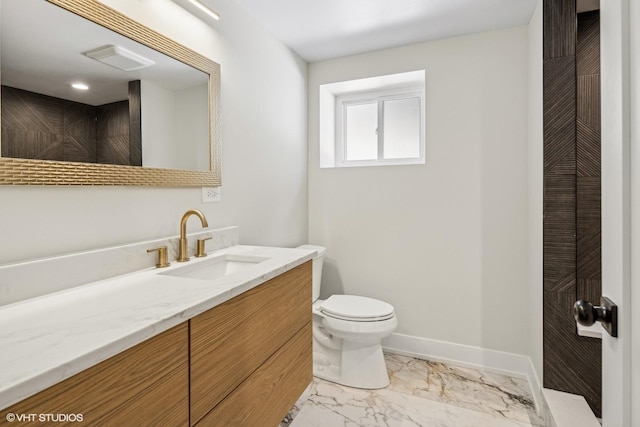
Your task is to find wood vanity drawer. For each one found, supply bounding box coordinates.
[190,261,311,425]
[1,323,189,426]
[195,321,312,426]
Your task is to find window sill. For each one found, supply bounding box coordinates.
[324,158,425,169]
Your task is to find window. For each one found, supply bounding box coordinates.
[337,89,423,166]
[319,70,425,168]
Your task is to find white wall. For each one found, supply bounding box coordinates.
[141,80,176,169]
[174,84,209,172]
[140,81,208,171]
[0,0,308,265]
[308,27,530,355]
[528,0,544,386]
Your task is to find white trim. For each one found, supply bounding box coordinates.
[601,0,633,425]
[629,0,640,420]
[527,357,544,417]
[382,332,544,414]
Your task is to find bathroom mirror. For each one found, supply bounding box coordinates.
[0,0,221,186]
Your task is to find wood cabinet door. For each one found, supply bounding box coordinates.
[196,322,312,427]
[190,261,312,424]
[1,323,189,426]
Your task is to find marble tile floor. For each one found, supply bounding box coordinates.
[280,353,544,427]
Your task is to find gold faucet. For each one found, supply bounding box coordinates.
[178,209,209,262]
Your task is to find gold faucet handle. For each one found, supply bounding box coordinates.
[147,246,170,268]
[196,237,212,258]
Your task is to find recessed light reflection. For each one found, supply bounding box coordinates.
[71,83,89,90]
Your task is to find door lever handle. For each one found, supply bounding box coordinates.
[574,296,618,338]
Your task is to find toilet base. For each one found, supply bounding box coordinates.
[313,339,390,389]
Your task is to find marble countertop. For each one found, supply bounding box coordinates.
[0,245,315,411]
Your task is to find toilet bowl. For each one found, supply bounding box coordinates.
[298,245,397,389]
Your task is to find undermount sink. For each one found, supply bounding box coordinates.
[160,254,269,281]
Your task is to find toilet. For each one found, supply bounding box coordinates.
[299,245,398,389]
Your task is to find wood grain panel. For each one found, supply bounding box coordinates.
[97,136,131,165]
[1,129,63,161]
[1,323,189,425]
[543,0,576,59]
[543,175,576,293]
[576,12,600,179]
[1,84,140,166]
[577,119,600,177]
[577,179,601,307]
[543,291,601,415]
[128,80,142,166]
[576,11,601,315]
[543,4,601,417]
[1,86,66,161]
[97,101,130,165]
[63,102,97,163]
[577,176,601,278]
[190,262,312,425]
[64,102,96,138]
[64,135,97,164]
[543,56,576,175]
[577,75,601,133]
[1,86,64,134]
[96,101,129,140]
[196,323,312,427]
[577,11,600,76]
[577,279,601,304]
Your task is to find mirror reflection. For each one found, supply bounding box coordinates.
[1,0,210,172]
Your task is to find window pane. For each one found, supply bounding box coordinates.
[383,97,421,159]
[345,102,378,161]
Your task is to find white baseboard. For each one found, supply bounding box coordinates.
[526,356,545,417]
[382,333,544,415]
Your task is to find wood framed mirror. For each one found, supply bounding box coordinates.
[0,0,221,186]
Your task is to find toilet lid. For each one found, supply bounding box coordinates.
[320,295,395,321]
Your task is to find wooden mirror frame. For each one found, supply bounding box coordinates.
[0,0,221,186]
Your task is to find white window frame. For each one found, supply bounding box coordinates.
[335,86,425,168]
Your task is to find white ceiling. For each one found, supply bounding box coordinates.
[227,0,539,62]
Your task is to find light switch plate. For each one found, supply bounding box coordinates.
[202,187,221,203]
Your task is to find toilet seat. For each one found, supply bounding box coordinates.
[319,295,395,322]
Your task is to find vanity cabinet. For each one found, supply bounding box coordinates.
[190,261,312,426]
[0,261,312,427]
[1,323,189,426]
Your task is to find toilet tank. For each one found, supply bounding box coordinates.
[297,245,326,302]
